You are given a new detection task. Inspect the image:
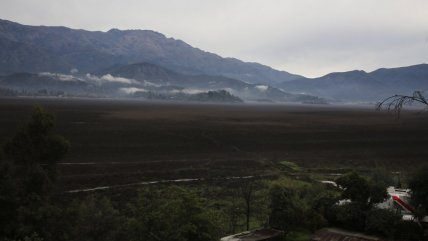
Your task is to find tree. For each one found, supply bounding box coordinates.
[268,185,304,234]
[224,195,243,234]
[126,186,221,241]
[369,166,395,188]
[0,151,21,238]
[408,165,428,216]
[237,179,263,231]
[66,195,121,241]
[333,172,389,232]
[376,91,428,118]
[394,220,424,241]
[336,172,387,207]
[333,202,367,231]
[364,208,401,238]
[268,177,329,233]
[311,191,339,227]
[4,105,69,183]
[0,106,70,240]
[336,172,371,205]
[219,178,269,233]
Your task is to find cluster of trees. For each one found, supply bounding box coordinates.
[0,88,69,98]
[132,90,243,103]
[332,172,424,240]
[0,106,225,241]
[268,177,332,233]
[268,171,427,240]
[0,87,18,96]
[0,106,69,240]
[1,106,428,241]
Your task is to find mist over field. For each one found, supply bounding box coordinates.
[0,18,427,104]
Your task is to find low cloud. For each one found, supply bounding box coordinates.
[119,87,147,94]
[141,80,162,87]
[39,72,141,85]
[38,72,77,81]
[255,85,269,92]
[170,88,206,94]
[86,74,139,85]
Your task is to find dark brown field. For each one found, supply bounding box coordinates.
[1,97,428,191]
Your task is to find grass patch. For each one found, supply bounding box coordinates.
[266,176,311,190]
[279,160,301,172]
[286,229,311,241]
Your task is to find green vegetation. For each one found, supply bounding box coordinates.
[285,230,311,241]
[279,160,301,172]
[409,165,428,216]
[1,106,428,241]
[125,186,222,241]
[0,105,69,240]
[268,177,336,236]
[331,172,426,240]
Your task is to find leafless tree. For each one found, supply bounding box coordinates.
[376,91,428,118]
[239,179,255,231]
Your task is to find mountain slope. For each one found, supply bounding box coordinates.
[98,62,315,102]
[0,62,326,103]
[279,64,428,101]
[370,64,428,90]
[0,19,301,85]
[100,62,250,89]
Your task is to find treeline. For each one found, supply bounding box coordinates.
[1,107,428,241]
[133,89,243,103]
[0,87,17,96]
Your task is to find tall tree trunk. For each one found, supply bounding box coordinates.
[246,198,250,230]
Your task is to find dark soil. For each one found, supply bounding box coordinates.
[1,97,427,191]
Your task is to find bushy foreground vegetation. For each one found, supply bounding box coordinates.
[1,107,427,241]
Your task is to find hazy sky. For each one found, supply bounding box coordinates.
[1,0,427,77]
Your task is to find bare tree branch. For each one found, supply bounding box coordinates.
[376,91,428,118]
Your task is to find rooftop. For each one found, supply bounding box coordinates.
[312,228,387,241]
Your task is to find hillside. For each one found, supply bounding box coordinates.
[278,64,428,101]
[0,62,325,103]
[0,19,301,85]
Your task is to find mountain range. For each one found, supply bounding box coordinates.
[0,62,324,103]
[277,64,428,101]
[0,18,427,103]
[0,19,301,85]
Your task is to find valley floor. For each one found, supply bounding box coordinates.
[0,97,427,191]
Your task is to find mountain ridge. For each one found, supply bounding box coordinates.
[2,19,427,103]
[0,61,327,104]
[0,19,302,85]
[278,64,428,101]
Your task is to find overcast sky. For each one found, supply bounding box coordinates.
[1,0,427,77]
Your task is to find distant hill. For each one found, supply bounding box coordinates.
[370,64,428,90]
[278,64,428,101]
[99,62,250,90]
[4,19,425,103]
[98,62,325,103]
[0,19,301,85]
[0,62,325,103]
